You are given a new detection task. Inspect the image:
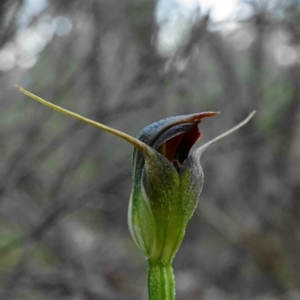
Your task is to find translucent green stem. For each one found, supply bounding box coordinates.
[148,261,175,300]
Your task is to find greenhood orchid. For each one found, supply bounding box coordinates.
[128,112,219,263]
[16,85,255,300]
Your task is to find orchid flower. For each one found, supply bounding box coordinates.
[16,85,255,300]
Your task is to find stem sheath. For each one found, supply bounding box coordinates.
[148,261,175,300]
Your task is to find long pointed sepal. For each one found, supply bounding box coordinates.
[15,85,152,156]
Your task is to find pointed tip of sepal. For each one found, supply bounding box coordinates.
[194,110,256,157]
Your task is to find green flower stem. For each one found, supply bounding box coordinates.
[148,260,175,300]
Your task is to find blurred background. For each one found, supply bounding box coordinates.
[1,0,300,299]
